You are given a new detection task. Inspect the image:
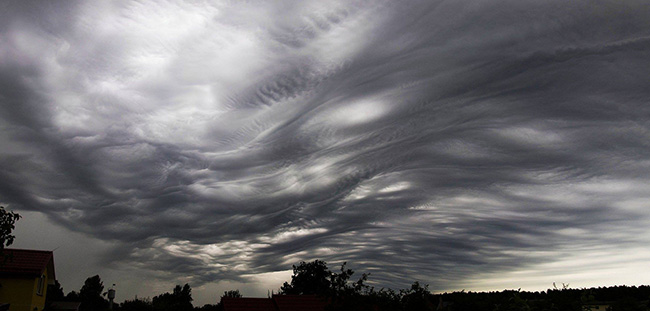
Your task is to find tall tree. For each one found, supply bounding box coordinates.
[280,260,369,298]
[65,291,80,301]
[152,283,193,311]
[79,275,108,311]
[45,280,66,307]
[280,260,332,296]
[330,262,369,297]
[0,206,20,263]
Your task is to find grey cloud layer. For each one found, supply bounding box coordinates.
[2,0,650,290]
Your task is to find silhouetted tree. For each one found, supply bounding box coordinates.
[120,297,153,311]
[400,282,434,311]
[365,288,402,311]
[221,290,242,299]
[66,290,80,301]
[330,262,369,297]
[280,260,370,299]
[44,280,66,310]
[0,206,20,263]
[79,275,109,311]
[496,291,531,311]
[152,284,193,311]
[281,260,332,296]
[610,296,646,311]
[325,262,372,310]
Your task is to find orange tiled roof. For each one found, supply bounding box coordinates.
[0,248,54,278]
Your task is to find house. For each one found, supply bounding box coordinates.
[222,295,327,311]
[0,249,56,311]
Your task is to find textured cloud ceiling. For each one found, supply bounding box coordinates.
[2,0,650,299]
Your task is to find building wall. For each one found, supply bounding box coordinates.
[0,276,36,311]
[0,267,49,311]
[30,267,49,311]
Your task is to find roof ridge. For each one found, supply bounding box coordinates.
[3,248,54,253]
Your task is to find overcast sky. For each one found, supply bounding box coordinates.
[2,0,650,306]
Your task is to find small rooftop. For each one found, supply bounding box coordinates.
[221,297,276,311]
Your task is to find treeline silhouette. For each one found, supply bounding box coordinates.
[45,260,650,311]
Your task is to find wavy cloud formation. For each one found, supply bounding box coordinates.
[2,0,650,299]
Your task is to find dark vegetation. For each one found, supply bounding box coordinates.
[43,260,650,311]
[0,206,20,263]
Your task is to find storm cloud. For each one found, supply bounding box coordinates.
[2,0,650,300]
